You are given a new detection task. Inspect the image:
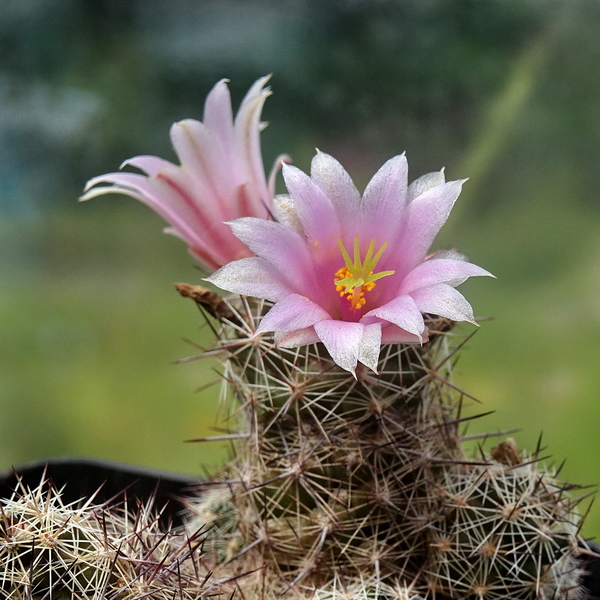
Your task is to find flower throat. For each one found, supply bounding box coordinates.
[334,235,395,310]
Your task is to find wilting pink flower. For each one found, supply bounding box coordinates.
[208,151,493,375]
[81,76,284,271]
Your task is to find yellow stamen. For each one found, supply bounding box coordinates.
[333,236,395,310]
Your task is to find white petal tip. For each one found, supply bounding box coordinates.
[78,187,110,201]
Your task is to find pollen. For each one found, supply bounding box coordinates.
[334,235,395,310]
[335,267,374,309]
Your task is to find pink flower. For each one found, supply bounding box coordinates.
[81,76,284,271]
[207,151,493,375]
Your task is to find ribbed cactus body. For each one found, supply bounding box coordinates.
[200,301,456,587]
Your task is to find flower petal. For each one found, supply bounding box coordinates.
[169,120,221,187]
[203,79,235,152]
[399,259,494,294]
[273,194,303,234]
[282,163,341,246]
[229,217,317,291]
[361,154,408,239]
[380,324,428,344]
[364,294,426,341]
[313,320,366,375]
[358,322,382,372]
[234,75,272,206]
[394,179,465,271]
[407,169,445,202]
[310,151,361,226]
[256,294,331,334]
[206,257,292,301]
[410,284,477,324]
[170,119,243,214]
[275,327,321,347]
[122,155,174,177]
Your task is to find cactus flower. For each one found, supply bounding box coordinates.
[81,76,283,271]
[208,152,493,375]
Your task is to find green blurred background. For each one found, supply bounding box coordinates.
[2,0,600,533]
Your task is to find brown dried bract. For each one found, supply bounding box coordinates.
[175,283,237,323]
[491,437,522,466]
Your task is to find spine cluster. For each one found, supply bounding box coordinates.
[0,475,216,599]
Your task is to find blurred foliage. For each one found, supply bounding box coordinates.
[2,0,600,533]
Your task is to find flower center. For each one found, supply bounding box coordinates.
[334,235,395,310]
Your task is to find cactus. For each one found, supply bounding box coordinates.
[181,294,589,600]
[0,297,589,600]
[425,457,585,599]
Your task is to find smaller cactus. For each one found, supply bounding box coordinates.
[0,474,114,598]
[0,474,221,600]
[425,447,587,600]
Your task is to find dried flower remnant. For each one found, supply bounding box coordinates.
[208,151,493,374]
[81,76,286,271]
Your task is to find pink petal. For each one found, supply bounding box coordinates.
[169,119,212,176]
[310,152,361,228]
[151,168,235,249]
[203,79,235,153]
[256,294,331,334]
[234,75,272,207]
[394,179,465,271]
[380,324,429,344]
[282,163,341,246]
[364,294,426,341]
[169,119,230,201]
[313,320,366,375]
[272,194,303,234]
[228,217,317,291]
[361,154,408,239]
[206,257,293,301]
[122,155,174,177]
[407,169,445,202]
[410,284,477,324]
[82,172,147,198]
[399,259,493,294]
[267,153,292,198]
[358,322,382,372]
[81,172,210,245]
[275,327,321,347]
